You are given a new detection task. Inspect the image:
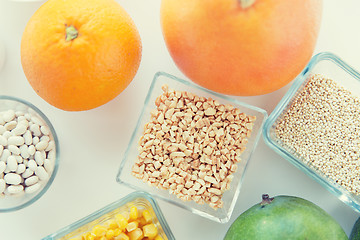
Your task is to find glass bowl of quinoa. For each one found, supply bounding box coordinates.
[263,52,360,213]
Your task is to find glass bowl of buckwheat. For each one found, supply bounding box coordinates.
[116,72,268,223]
[263,52,360,214]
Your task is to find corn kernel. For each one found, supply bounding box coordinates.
[122,211,130,221]
[92,225,107,237]
[82,233,93,240]
[85,234,95,240]
[128,228,143,240]
[143,224,158,239]
[69,238,81,240]
[154,235,163,240]
[106,219,119,230]
[115,214,129,231]
[106,229,115,239]
[142,210,152,223]
[99,237,107,240]
[137,217,148,227]
[129,206,138,221]
[115,232,129,240]
[126,221,139,232]
[114,228,122,237]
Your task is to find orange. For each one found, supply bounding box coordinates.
[160,0,322,96]
[21,0,142,111]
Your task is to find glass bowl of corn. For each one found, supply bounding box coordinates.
[42,191,175,240]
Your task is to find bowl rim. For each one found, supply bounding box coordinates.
[41,191,175,240]
[262,51,360,212]
[116,71,268,223]
[0,95,60,213]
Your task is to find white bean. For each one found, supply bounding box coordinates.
[30,124,41,136]
[45,140,55,151]
[0,161,6,174]
[44,159,54,173]
[40,125,50,135]
[34,151,44,165]
[0,145,3,156]
[15,111,25,117]
[31,116,44,126]
[0,179,5,193]
[8,145,20,155]
[32,136,40,145]
[0,125,6,135]
[27,160,38,172]
[7,185,24,194]
[16,164,26,174]
[18,119,29,129]
[25,183,41,194]
[15,155,23,164]
[0,115,4,125]
[11,124,27,136]
[0,149,10,162]
[47,150,56,161]
[27,145,36,156]
[4,173,21,185]
[6,156,18,172]
[0,135,7,146]
[22,168,33,179]
[4,166,10,174]
[40,135,50,142]
[35,166,49,181]
[23,130,32,145]
[20,145,30,159]
[17,116,26,122]
[24,113,31,121]
[2,131,12,139]
[25,175,39,186]
[35,141,48,151]
[8,136,25,146]
[4,121,17,131]
[3,110,15,122]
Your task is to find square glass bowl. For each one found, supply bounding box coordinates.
[42,191,175,240]
[263,52,360,213]
[116,72,268,223]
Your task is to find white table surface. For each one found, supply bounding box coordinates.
[0,0,359,239]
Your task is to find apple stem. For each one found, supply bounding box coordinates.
[260,194,274,206]
[239,0,256,9]
[65,25,78,41]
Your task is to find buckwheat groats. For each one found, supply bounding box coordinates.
[131,85,256,209]
[275,74,360,195]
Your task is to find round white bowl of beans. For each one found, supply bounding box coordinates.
[0,96,59,212]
